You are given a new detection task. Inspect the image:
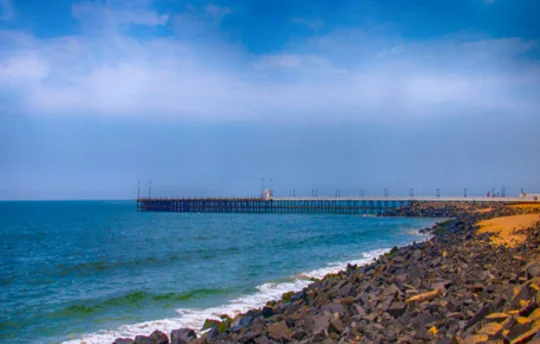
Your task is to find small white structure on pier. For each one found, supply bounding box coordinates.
[262,189,273,200]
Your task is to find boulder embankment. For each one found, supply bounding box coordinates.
[116,202,540,344]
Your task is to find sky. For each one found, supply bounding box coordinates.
[0,0,539,200]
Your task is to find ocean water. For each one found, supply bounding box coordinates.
[0,201,441,343]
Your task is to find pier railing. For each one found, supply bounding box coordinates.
[136,195,534,214]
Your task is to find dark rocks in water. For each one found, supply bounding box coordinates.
[205,327,220,340]
[113,339,134,344]
[150,330,169,344]
[127,202,540,344]
[261,306,274,318]
[202,319,220,331]
[171,328,197,344]
[134,335,152,344]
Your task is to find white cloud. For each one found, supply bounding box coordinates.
[0,53,48,85]
[0,3,538,122]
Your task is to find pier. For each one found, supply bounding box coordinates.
[136,195,534,215]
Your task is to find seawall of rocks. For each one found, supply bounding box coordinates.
[115,202,540,344]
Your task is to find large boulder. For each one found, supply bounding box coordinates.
[150,330,169,344]
[267,320,290,341]
[171,328,197,344]
[113,339,134,344]
[134,336,152,344]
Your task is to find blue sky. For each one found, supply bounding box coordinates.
[0,0,539,200]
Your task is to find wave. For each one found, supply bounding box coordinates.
[52,288,230,318]
[61,247,390,344]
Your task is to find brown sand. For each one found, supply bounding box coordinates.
[475,208,493,213]
[477,214,540,247]
[506,203,540,210]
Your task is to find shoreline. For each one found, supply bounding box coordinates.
[61,218,439,344]
[116,202,540,343]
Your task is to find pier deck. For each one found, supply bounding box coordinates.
[136,196,534,215]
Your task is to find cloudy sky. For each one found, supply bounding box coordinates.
[0,0,539,200]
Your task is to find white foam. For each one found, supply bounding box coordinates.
[61,248,391,344]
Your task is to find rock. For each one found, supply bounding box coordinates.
[321,303,344,315]
[478,322,502,336]
[253,336,271,344]
[134,336,152,344]
[237,331,259,343]
[328,319,344,334]
[485,313,510,322]
[527,264,540,278]
[380,295,395,312]
[307,314,332,333]
[267,320,289,341]
[261,306,274,318]
[206,327,221,340]
[282,291,295,303]
[464,334,488,344]
[473,283,483,293]
[113,339,134,344]
[388,302,407,318]
[405,289,442,304]
[509,323,540,343]
[150,330,169,344]
[202,319,220,330]
[171,328,197,344]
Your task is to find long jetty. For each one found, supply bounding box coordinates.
[136,195,534,215]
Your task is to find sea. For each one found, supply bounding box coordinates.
[0,201,442,343]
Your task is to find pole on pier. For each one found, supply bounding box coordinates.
[492,188,495,198]
[361,188,364,198]
[501,186,505,197]
[464,188,467,198]
[137,180,140,200]
[270,178,273,192]
[148,181,151,199]
[315,189,318,198]
[383,188,388,198]
[436,188,440,199]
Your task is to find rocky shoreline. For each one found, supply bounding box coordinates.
[114,202,540,344]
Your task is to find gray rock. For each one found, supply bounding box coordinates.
[113,339,134,344]
[171,328,197,344]
[527,264,540,278]
[387,302,406,318]
[261,306,274,318]
[320,303,343,315]
[150,330,169,344]
[134,336,152,344]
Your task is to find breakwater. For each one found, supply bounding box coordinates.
[120,202,540,344]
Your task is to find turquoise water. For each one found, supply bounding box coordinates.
[0,201,441,343]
